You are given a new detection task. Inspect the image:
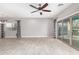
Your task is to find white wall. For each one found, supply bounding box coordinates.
[2,18,54,38]
[56,3,79,39]
[57,3,79,21]
[21,18,54,38]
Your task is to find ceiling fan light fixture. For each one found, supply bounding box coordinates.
[40,12,42,15]
[58,3,64,6]
[39,4,41,6]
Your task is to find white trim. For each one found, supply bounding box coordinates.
[22,36,48,38]
[5,36,16,38]
[57,11,79,22]
[5,36,49,38]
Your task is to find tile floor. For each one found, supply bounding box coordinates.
[0,38,79,55]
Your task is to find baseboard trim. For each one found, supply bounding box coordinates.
[21,36,48,38]
[5,36,16,38]
[4,36,53,39]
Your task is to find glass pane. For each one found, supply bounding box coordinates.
[57,21,62,39]
[62,19,70,44]
[57,18,70,45]
[5,20,17,38]
[72,15,79,50]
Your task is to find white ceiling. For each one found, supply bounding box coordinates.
[0,3,71,18]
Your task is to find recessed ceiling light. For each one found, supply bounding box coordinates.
[58,3,64,6]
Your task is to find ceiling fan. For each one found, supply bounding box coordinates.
[29,3,51,15]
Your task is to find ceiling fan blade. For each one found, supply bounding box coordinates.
[29,5,38,9]
[40,3,48,10]
[42,10,51,12]
[31,10,39,13]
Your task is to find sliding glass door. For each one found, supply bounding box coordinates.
[57,21,63,39]
[62,19,70,44]
[57,18,71,45]
[57,13,79,50]
[72,15,79,50]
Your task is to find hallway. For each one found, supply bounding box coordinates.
[0,38,79,55]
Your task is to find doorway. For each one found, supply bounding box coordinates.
[0,20,21,39]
